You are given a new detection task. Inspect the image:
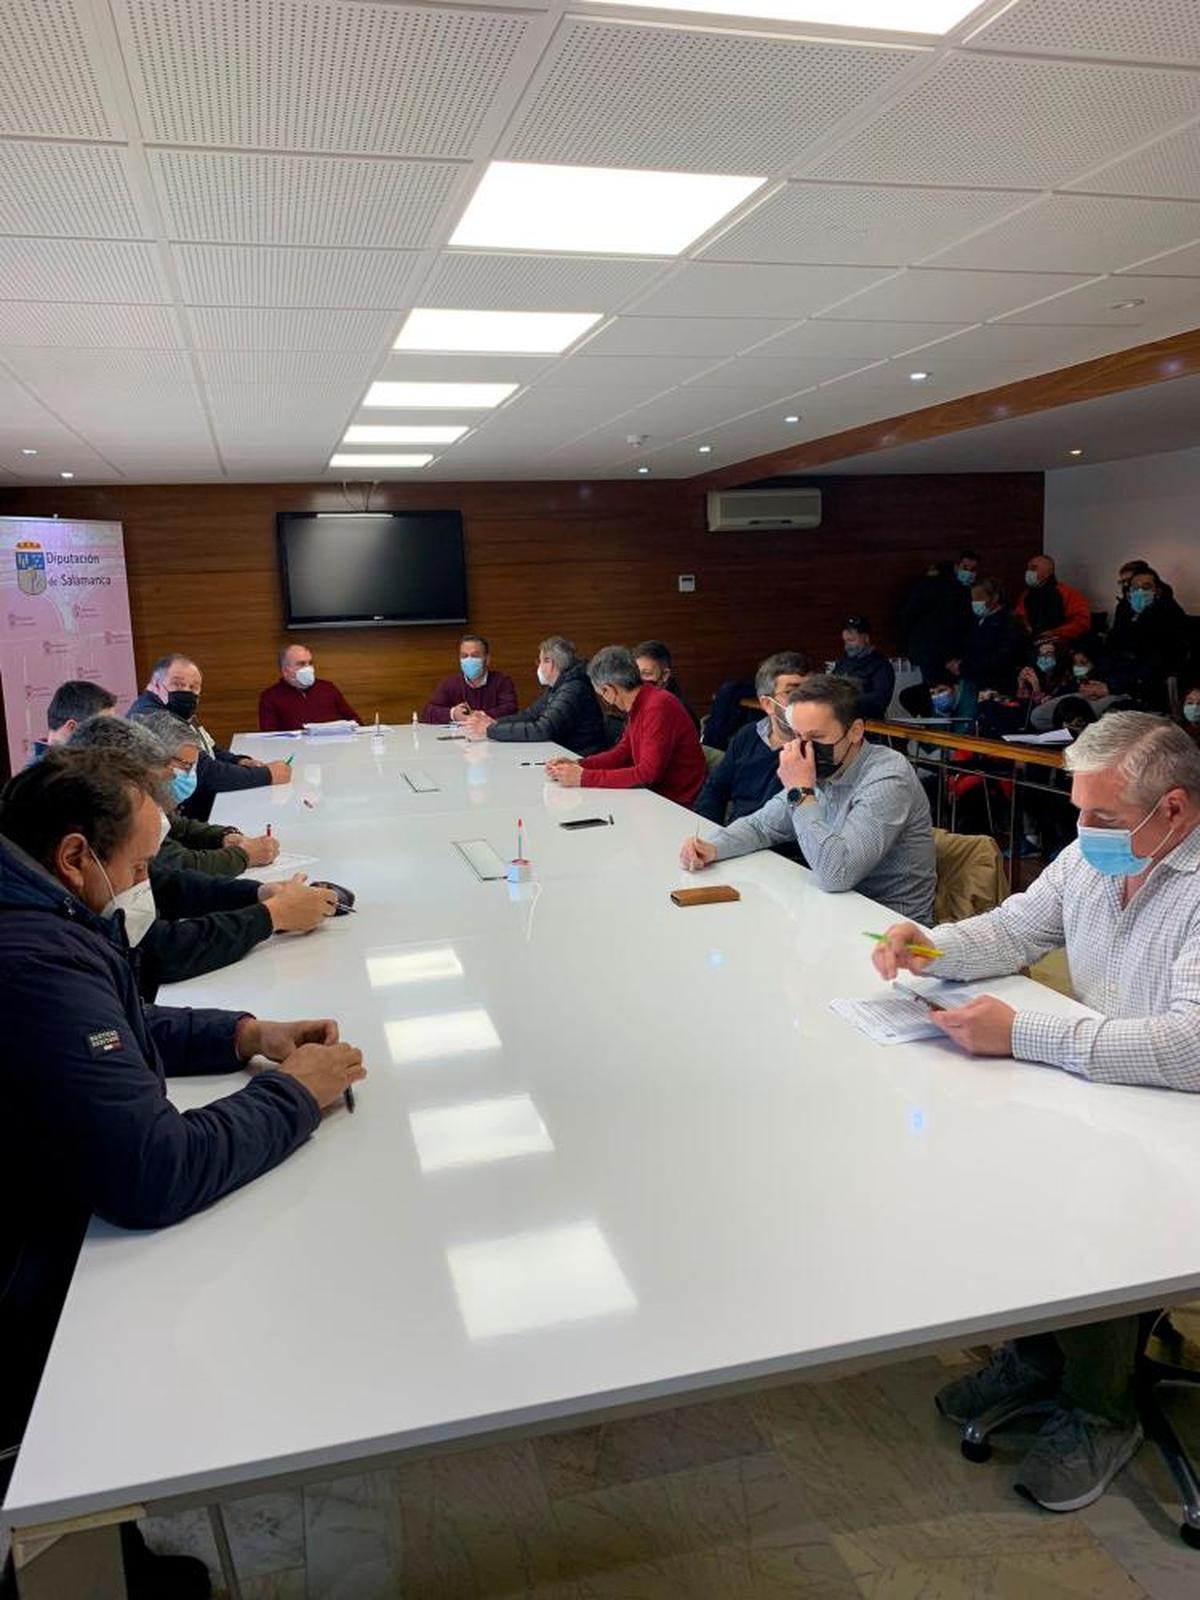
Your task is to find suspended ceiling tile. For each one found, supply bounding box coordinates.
[1068,120,1200,201]
[899,321,1150,366]
[821,267,1095,323]
[149,149,467,247]
[703,181,1031,267]
[0,142,147,239]
[996,273,1200,327]
[0,302,185,349]
[753,318,972,361]
[965,0,1200,68]
[187,306,399,351]
[811,53,1200,189]
[682,354,860,391]
[928,194,1200,275]
[1131,240,1200,277]
[502,19,922,173]
[172,245,424,309]
[0,239,169,305]
[117,0,532,156]
[198,350,380,385]
[579,316,792,358]
[630,262,895,319]
[0,0,120,138]
[541,354,717,388]
[420,252,667,312]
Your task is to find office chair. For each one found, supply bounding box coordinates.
[954,1312,1200,1547]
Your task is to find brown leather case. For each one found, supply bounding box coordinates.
[670,885,742,907]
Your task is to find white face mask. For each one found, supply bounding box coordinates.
[90,848,157,948]
[536,664,551,687]
[294,664,316,689]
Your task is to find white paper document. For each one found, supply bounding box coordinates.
[243,852,318,882]
[303,720,360,737]
[1002,728,1072,746]
[831,980,994,1045]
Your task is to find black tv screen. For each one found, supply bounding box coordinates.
[277,511,467,628]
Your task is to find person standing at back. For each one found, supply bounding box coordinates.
[258,644,362,730]
[1016,555,1092,648]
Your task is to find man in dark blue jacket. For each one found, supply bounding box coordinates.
[832,615,895,720]
[129,653,291,821]
[0,750,364,1595]
[695,651,809,828]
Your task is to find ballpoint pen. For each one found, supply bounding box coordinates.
[343,1085,356,1113]
[864,931,945,959]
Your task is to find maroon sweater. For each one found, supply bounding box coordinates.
[258,677,361,731]
[420,670,518,724]
[580,684,706,806]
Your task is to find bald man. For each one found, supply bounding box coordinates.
[258,644,361,731]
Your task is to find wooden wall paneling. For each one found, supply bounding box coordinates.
[0,474,1042,747]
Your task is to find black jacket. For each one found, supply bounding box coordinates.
[962,605,1029,694]
[128,691,270,821]
[486,661,609,755]
[832,649,895,720]
[899,566,971,682]
[1101,593,1190,708]
[0,834,318,1442]
[140,859,273,1000]
[695,718,780,824]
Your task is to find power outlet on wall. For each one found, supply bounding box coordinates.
[678,574,696,594]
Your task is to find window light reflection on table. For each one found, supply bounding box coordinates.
[385,1008,501,1065]
[366,946,464,988]
[409,1093,553,1174]
[447,1222,637,1341]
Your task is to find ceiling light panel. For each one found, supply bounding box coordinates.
[584,0,979,32]
[451,161,766,256]
[501,22,920,174]
[343,425,468,445]
[395,308,602,354]
[364,381,518,409]
[329,452,434,468]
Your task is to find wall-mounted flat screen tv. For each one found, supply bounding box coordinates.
[277,511,467,628]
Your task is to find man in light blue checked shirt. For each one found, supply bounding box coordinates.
[874,711,1200,1517]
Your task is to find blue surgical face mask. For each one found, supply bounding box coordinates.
[1036,655,1056,674]
[931,691,955,714]
[1184,703,1200,724]
[1073,664,1090,680]
[1077,801,1166,877]
[955,566,975,586]
[169,766,197,804]
[1025,569,1041,588]
[971,599,988,618]
[842,641,867,658]
[1130,588,1154,614]
[461,656,484,682]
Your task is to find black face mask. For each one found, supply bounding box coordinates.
[811,734,849,781]
[166,690,198,720]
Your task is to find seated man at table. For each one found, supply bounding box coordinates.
[832,615,895,720]
[129,653,292,819]
[633,639,701,733]
[546,645,707,806]
[679,674,936,923]
[258,642,362,731]
[0,749,364,1596]
[465,634,608,755]
[134,709,280,873]
[26,678,118,764]
[695,651,810,827]
[421,633,519,725]
[872,711,1200,1512]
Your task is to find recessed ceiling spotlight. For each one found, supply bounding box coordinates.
[1069,448,1084,457]
[1108,297,1145,312]
[637,466,651,475]
[20,447,37,456]
[697,444,713,454]
[784,414,801,424]
[60,470,75,479]
[909,370,931,382]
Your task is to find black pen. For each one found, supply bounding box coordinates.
[609,814,614,824]
[343,1085,356,1113]
[520,760,546,766]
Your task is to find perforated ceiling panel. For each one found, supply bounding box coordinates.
[629,261,893,320]
[421,252,667,312]
[967,0,1200,67]
[1069,122,1200,201]
[0,142,145,238]
[186,307,400,352]
[812,54,1200,188]
[0,303,184,348]
[928,193,1200,274]
[753,318,971,361]
[198,350,381,385]
[822,266,1092,324]
[0,239,168,303]
[149,151,466,246]
[117,0,529,156]
[704,182,1029,267]
[172,245,423,308]
[503,20,920,173]
[0,0,117,138]
[581,316,791,358]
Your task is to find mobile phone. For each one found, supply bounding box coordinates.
[559,817,610,830]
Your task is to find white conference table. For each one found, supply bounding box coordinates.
[8,726,1200,1594]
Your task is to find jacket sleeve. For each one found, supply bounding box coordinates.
[694,746,735,823]
[197,751,272,793]
[6,951,320,1231]
[138,902,273,992]
[485,688,559,744]
[258,688,282,732]
[420,676,458,724]
[494,674,519,717]
[151,862,261,916]
[144,1003,249,1076]
[579,700,675,791]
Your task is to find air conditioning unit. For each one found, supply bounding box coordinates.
[706,487,822,532]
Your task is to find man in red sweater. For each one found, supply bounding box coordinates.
[258,645,362,731]
[420,633,519,725]
[546,645,706,807]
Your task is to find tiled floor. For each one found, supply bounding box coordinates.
[117,1313,1200,1599]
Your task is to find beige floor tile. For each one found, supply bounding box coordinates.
[140,1492,305,1582]
[533,1395,768,1498]
[304,1470,402,1600]
[852,1541,1149,1599]
[239,1568,309,1600]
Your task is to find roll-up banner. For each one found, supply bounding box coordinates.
[0,518,138,772]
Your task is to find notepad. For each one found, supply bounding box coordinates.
[830,981,993,1045]
[243,851,318,882]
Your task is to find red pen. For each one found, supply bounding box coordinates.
[266,823,272,837]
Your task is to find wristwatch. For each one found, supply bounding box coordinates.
[787,785,817,805]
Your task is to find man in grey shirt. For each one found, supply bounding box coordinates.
[679,674,936,924]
